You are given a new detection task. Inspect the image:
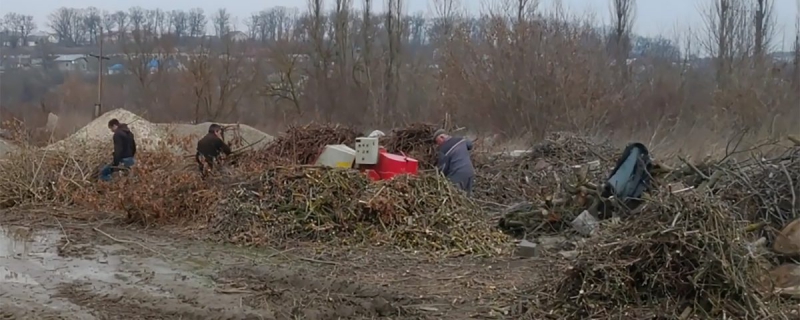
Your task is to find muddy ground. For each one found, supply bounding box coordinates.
[0,208,553,320]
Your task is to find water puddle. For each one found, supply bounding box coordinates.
[0,224,255,317]
[0,225,117,285]
[0,226,52,259]
[0,265,38,285]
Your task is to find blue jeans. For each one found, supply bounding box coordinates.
[100,157,135,181]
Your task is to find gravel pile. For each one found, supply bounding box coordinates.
[47,109,168,151]
[156,122,273,150]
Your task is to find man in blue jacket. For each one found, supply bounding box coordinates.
[433,129,475,195]
[99,118,136,181]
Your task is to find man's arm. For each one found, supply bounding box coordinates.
[436,151,448,175]
[465,138,474,151]
[112,133,124,166]
[217,139,232,155]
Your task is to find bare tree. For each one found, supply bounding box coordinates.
[128,7,146,34]
[142,10,157,36]
[700,0,749,86]
[48,8,85,46]
[408,12,426,45]
[247,9,287,43]
[169,10,189,40]
[794,0,800,88]
[307,0,330,117]
[752,0,775,57]
[83,7,102,45]
[361,0,378,120]
[332,0,353,85]
[101,11,117,42]
[2,13,36,47]
[212,9,232,37]
[188,8,208,38]
[1,14,21,48]
[431,0,459,43]
[609,0,635,72]
[112,11,128,42]
[147,9,167,36]
[245,13,262,40]
[121,29,162,110]
[186,44,213,122]
[385,0,404,120]
[187,39,257,121]
[274,7,294,41]
[264,48,305,115]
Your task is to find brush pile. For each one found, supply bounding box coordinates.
[477,133,621,236]
[250,123,360,165]
[515,190,777,319]
[77,152,218,226]
[382,123,439,169]
[0,146,107,208]
[527,131,618,164]
[716,145,800,243]
[212,166,508,255]
[474,132,617,203]
[0,141,215,226]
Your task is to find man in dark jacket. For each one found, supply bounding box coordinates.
[100,118,136,181]
[196,123,232,176]
[433,129,475,195]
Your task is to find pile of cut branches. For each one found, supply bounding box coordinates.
[212,166,508,255]
[0,145,106,208]
[474,133,623,236]
[382,123,439,169]
[248,123,360,165]
[717,144,800,243]
[515,190,777,319]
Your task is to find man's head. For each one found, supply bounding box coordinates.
[432,129,449,146]
[208,123,223,138]
[108,119,120,132]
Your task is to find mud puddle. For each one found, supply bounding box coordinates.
[0,222,452,320]
[0,224,273,319]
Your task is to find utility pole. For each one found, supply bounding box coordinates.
[90,26,110,119]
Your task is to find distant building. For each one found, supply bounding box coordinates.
[108,63,125,75]
[0,31,57,47]
[53,54,89,72]
[29,32,58,45]
[145,57,186,74]
[224,31,249,42]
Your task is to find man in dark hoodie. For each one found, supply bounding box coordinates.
[100,118,137,181]
[196,123,232,176]
[433,129,475,195]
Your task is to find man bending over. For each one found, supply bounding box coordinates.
[100,118,136,181]
[433,129,475,195]
[196,123,232,176]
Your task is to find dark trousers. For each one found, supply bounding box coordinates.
[451,175,474,196]
[100,157,135,181]
[197,154,215,175]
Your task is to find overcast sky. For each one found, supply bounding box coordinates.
[1,0,798,51]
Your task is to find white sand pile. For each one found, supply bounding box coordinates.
[155,122,273,150]
[47,109,169,152]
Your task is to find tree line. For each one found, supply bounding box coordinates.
[0,0,797,143]
[1,2,685,56]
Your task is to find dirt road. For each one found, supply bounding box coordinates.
[0,210,546,319]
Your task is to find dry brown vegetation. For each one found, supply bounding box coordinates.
[0,0,797,156]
